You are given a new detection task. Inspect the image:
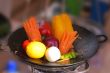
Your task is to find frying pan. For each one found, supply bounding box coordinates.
[8,25,99,73]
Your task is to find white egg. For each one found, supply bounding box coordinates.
[45,46,61,62]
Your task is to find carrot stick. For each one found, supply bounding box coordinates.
[60,32,67,45]
[23,23,30,39]
[26,21,33,40]
[59,31,78,54]
[23,22,32,40]
[29,18,36,40]
[23,17,41,41]
[66,33,78,50]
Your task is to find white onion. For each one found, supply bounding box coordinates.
[45,46,61,62]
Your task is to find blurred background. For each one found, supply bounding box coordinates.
[0,0,110,73]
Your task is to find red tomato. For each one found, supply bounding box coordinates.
[22,40,30,50]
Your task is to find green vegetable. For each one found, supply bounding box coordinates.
[60,51,76,59]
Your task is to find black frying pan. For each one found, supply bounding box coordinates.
[8,25,99,72]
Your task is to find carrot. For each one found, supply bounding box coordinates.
[23,23,29,39]
[23,22,32,40]
[66,32,78,50]
[23,17,41,41]
[60,32,67,45]
[59,31,78,54]
[29,18,38,40]
[59,32,67,53]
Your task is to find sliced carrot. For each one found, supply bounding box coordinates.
[23,17,41,41]
[66,33,78,50]
[59,31,78,54]
[23,23,30,39]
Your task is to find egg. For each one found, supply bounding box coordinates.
[45,46,61,62]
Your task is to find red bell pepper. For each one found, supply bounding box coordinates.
[39,21,52,36]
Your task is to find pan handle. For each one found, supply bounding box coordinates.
[96,35,108,43]
[66,61,89,73]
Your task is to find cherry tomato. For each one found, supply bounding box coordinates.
[22,40,30,50]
